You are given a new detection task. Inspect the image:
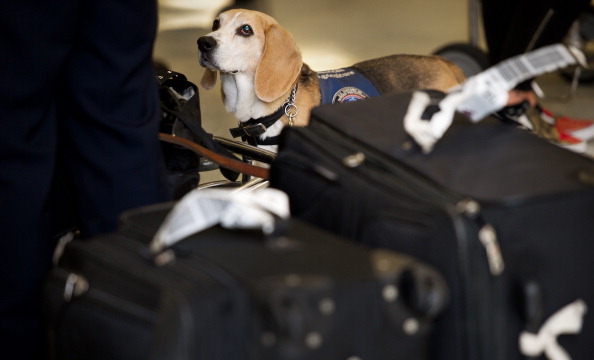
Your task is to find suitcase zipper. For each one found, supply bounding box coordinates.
[51,266,156,324]
[63,271,89,302]
[456,199,504,277]
[477,223,504,276]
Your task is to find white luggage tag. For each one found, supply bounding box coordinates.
[150,188,290,253]
[404,44,586,153]
[519,299,587,360]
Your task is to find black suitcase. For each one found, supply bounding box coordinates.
[270,91,594,360]
[44,191,447,360]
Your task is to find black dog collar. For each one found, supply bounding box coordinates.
[228,84,298,146]
[229,105,286,139]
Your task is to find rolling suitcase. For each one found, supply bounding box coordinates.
[269,91,594,360]
[44,188,447,360]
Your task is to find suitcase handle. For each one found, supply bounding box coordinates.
[150,188,290,253]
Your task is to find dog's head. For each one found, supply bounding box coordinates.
[197,9,302,103]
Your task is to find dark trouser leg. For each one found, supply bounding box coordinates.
[482,0,591,89]
[56,0,169,238]
[0,2,78,358]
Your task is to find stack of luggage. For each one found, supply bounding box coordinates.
[44,189,448,360]
[44,46,594,359]
[270,90,594,359]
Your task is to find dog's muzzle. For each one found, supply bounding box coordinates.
[197,36,217,53]
[198,36,228,71]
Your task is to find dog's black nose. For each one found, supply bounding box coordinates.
[197,36,217,52]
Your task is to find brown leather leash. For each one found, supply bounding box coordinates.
[158,133,270,179]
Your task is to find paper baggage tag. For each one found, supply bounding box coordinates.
[456,44,582,121]
[404,44,585,153]
[151,188,290,252]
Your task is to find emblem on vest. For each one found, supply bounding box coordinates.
[333,86,370,103]
[317,68,380,105]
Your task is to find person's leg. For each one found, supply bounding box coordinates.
[0,1,78,358]
[57,0,169,238]
[481,0,520,65]
[483,0,591,80]
[486,0,553,65]
[482,0,590,61]
[532,0,592,49]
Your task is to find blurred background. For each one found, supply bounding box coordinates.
[154,0,594,172]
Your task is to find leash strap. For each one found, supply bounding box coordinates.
[159,133,269,179]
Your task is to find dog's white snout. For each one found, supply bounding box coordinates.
[197,36,217,53]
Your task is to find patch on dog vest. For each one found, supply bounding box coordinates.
[317,68,380,104]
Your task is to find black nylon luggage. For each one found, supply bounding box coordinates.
[269,91,594,360]
[44,191,447,360]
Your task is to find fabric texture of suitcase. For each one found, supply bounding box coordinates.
[269,91,594,360]
[44,188,447,360]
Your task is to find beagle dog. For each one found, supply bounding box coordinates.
[198,9,465,151]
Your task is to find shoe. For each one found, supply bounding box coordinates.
[497,103,588,153]
[557,117,594,142]
[537,105,594,141]
[555,131,588,153]
[516,109,587,153]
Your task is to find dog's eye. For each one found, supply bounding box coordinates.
[212,19,220,31]
[237,24,253,37]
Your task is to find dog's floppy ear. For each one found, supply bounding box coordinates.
[200,68,218,90]
[255,23,302,103]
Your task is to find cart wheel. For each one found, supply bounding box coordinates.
[433,43,490,78]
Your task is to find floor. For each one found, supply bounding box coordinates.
[154,0,594,182]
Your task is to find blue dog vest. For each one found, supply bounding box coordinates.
[317,67,380,104]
